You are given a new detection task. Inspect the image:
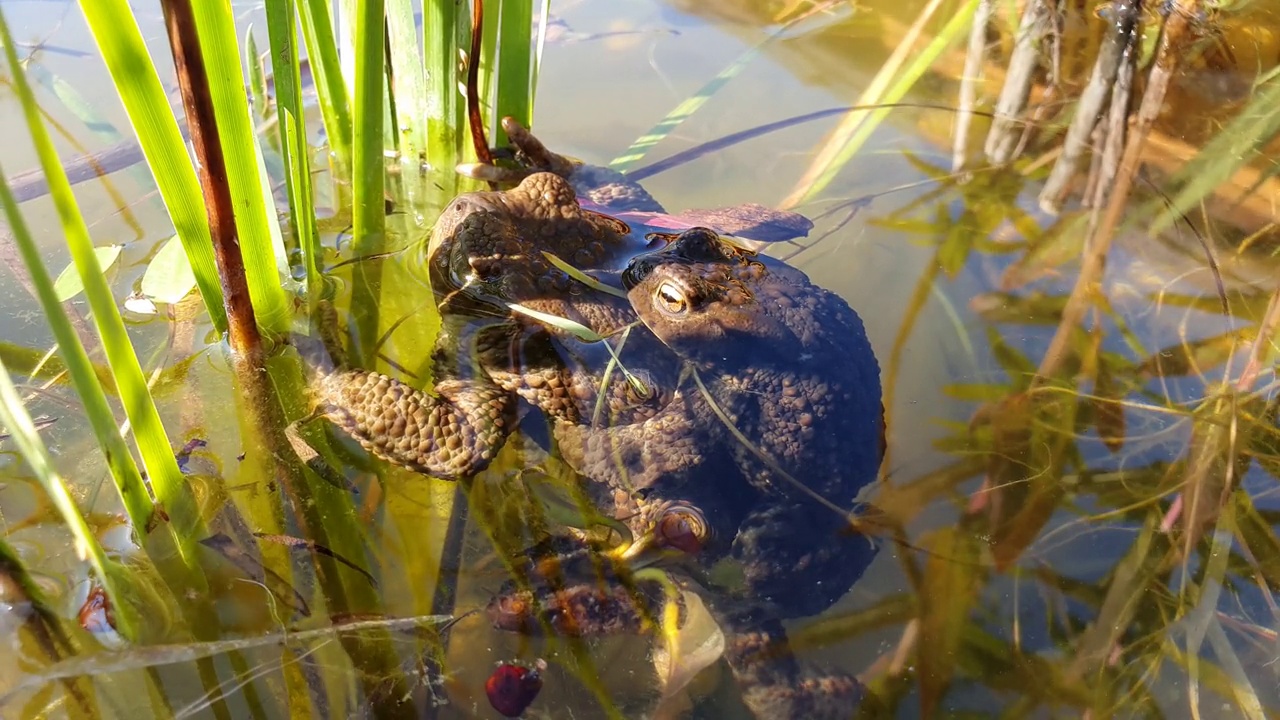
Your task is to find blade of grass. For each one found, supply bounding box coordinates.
[341,0,387,365]
[337,0,358,104]
[265,0,321,308]
[423,0,469,175]
[387,0,429,160]
[507,303,608,341]
[251,122,295,293]
[190,0,292,335]
[246,28,270,124]
[494,0,534,132]
[1,613,453,695]
[75,0,228,333]
[478,0,500,140]
[607,5,831,173]
[296,0,353,178]
[1146,73,1280,238]
[0,13,191,545]
[607,27,774,172]
[531,0,551,107]
[540,251,628,298]
[779,0,980,208]
[351,0,386,255]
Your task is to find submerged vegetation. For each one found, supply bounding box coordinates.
[0,0,1277,718]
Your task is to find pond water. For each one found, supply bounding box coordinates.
[1,0,1278,718]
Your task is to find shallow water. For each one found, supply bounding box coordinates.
[2,0,1279,718]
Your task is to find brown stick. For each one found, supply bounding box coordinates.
[867,8,1277,238]
[1089,25,1138,208]
[983,0,1056,164]
[952,0,992,171]
[159,0,262,362]
[1037,0,1141,214]
[1034,0,1200,383]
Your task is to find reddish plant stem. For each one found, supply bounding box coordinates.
[467,0,494,182]
[159,0,262,362]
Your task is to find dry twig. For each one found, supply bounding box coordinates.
[1035,0,1202,384]
[984,0,1058,164]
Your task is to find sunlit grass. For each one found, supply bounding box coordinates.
[0,0,544,713]
[780,0,981,208]
[76,0,228,332]
[264,0,321,310]
[0,9,207,589]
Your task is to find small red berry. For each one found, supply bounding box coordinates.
[485,660,545,718]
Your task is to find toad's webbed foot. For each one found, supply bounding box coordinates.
[312,369,516,480]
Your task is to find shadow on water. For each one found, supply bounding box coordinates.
[2,0,1280,718]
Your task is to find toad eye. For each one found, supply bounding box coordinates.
[654,282,688,315]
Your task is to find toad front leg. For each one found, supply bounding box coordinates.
[703,498,881,718]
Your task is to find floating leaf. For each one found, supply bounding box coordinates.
[139,234,197,305]
[123,293,158,316]
[52,245,123,302]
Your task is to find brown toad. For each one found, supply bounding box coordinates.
[310,119,811,486]
[507,226,884,718]
[307,123,882,718]
[311,170,681,481]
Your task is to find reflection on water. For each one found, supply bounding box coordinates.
[2,0,1279,717]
